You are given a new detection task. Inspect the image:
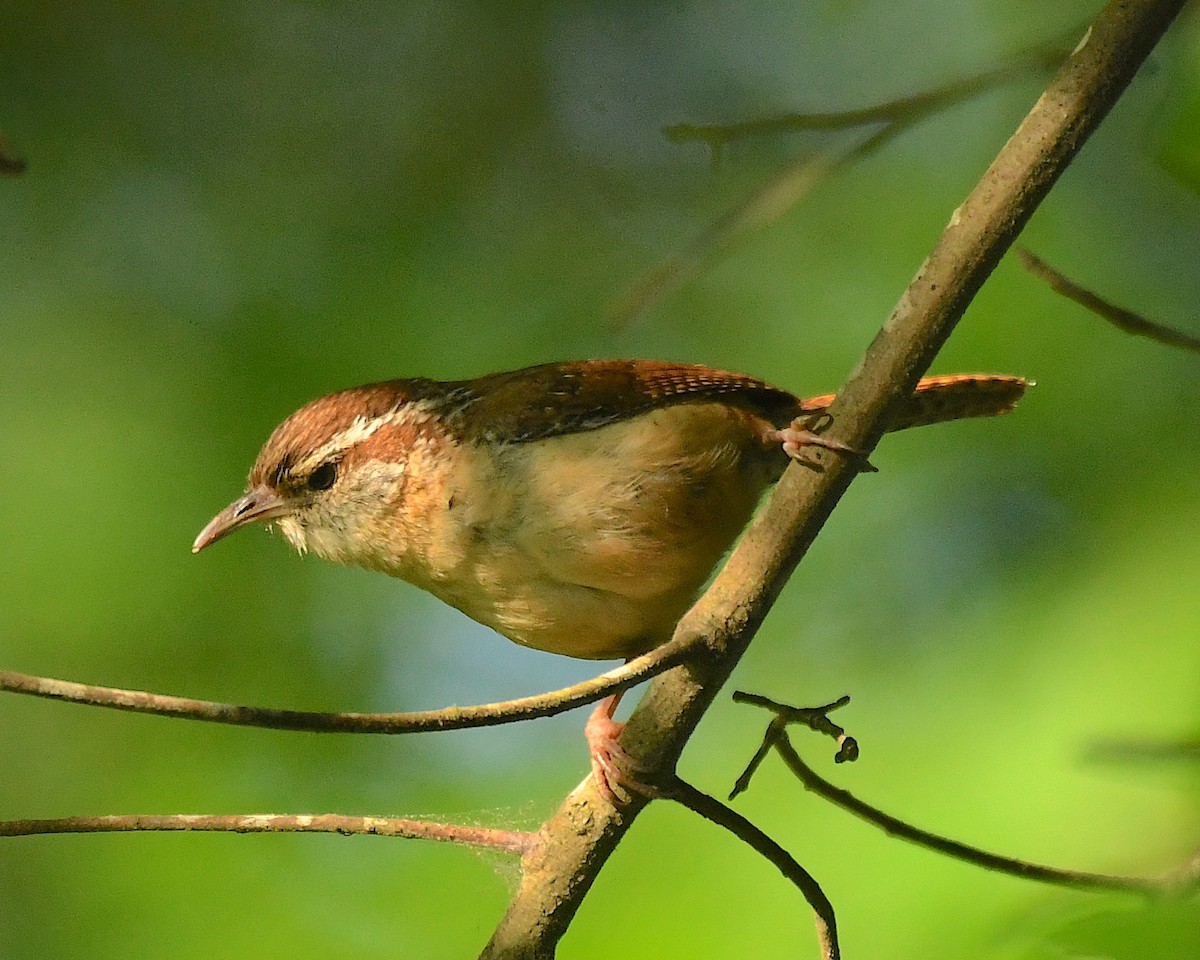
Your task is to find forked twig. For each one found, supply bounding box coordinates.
[664,42,1067,152]
[728,693,858,800]
[733,695,1200,897]
[612,39,1070,325]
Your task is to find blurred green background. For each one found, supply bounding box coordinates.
[2,2,1198,957]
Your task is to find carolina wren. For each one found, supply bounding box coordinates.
[194,359,1027,800]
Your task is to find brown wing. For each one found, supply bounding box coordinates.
[431,359,802,444]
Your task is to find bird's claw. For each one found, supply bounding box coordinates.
[774,420,876,473]
[585,701,657,806]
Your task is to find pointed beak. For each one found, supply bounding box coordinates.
[192,485,292,554]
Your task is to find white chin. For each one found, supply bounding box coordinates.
[276,516,310,555]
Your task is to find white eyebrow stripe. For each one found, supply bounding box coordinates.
[291,402,436,476]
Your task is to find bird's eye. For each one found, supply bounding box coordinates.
[306,461,338,491]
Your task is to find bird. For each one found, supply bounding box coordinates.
[193,359,1027,801]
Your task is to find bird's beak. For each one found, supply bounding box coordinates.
[192,485,292,554]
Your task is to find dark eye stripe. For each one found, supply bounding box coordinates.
[271,454,293,488]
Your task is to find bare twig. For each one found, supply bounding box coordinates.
[613,38,1069,325]
[734,697,1200,897]
[0,628,698,734]
[0,813,537,854]
[728,693,858,800]
[483,4,1188,956]
[665,41,1067,151]
[1017,248,1200,354]
[733,692,859,758]
[667,778,839,960]
[759,727,1165,895]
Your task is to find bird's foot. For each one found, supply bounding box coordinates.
[773,418,876,473]
[585,697,657,806]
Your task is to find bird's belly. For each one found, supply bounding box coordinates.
[469,575,686,660]
[420,402,783,659]
[421,515,709,659]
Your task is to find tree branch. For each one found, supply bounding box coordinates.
[667,778,839,960]
[1016,247,1200,354]
[664,37,1068,151]
[736,721,1172,897]
[0,629,696,733]
[612,35,1070,326]
[0,813,537,854]
[482,2,1189,956]
[728,693,858,801]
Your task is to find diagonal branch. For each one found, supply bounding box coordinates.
[1016,248,1200,354]
[482,3,1189,957]
[0,629,697,733]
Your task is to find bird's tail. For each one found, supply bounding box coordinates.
[798,374,1030,432]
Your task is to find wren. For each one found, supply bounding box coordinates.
[194,359,1027,800]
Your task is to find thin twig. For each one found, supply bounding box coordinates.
[768,733,1168,896]
[728,693,857,800]
[612,39,1068,325]
[732,695,1186,895]
[612,118,906,325]
[609,145,842,324]
[667,778,839,960]
[0,628,698,734]
[733,692,859,758]
[728,716,788,801]
[0,813,537,854]
[1017,248,1200,354]
[665,42,1067,150]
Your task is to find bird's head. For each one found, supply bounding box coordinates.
[192,382,445,570]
